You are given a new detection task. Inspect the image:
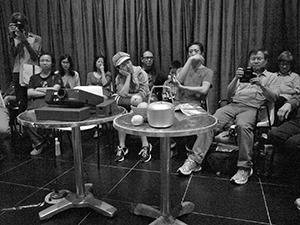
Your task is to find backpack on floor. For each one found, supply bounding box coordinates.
[204,142,238,176]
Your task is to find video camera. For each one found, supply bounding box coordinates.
[239,67,256,83]
[45,88,104,108]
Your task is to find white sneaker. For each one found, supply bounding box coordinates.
[230,168,253,185]
[295,198,300,210]
[30,148,43,156]
[177,158,202,175]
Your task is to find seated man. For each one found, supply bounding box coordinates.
[177,49,279,185]
[172,41,213,151]
[141,50,166,100]
[173,41,213,109]
[26,52,63,156]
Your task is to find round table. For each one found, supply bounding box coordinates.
[113,112,217,225]
[17,106,126,220]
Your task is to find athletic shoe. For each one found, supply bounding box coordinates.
[114,146,129,162]
[30,148,43,156]
[30,141,47,156]
[177,158,202,175]
[139,143,152,162]
[230,167,253,185]
[295,198,300,210]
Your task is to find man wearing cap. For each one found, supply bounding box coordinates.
[112,51,152,163]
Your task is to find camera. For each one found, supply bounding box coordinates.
[12,22,25,32]
[240,67,256,83]
[16,23,25,31]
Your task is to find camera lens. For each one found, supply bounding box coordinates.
[16,23,25,31]
[57,88,67,100]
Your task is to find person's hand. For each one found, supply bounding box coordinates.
[17,31,27,43]
[249,74,261,86]
[277,102,291,121]
[9,23,27,42]
[100,65,105,71]
[189,54,205,65]
[235,67,244,79]
[8,23,17,37]
[119,69,131,77]
[172,76,182,88]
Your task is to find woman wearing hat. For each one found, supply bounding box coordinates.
[112,51,152,163]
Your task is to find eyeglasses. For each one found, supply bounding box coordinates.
[143,57,153,60]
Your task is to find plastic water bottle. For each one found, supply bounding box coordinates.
[55,137,61,156]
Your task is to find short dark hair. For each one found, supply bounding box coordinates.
[170,60,181,69]
[248,48,269,61]
[93,55,108,73]
[58,54,75,76]
[39,52,56,72]
[278,51,293,62]
[186,41,204,54]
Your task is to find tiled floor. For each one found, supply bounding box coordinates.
[1,128,300,225]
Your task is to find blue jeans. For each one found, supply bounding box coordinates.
[189,102,258,168]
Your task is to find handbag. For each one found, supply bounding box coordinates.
[19,63,42,86]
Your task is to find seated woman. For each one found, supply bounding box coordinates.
[86,55,112,99]
[274,51,300,126]
[112,52,152,163]
[56,54,80,89]
[26,52,63,156]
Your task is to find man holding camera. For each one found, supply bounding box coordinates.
[8,12,42,113]
[177,49,279,185]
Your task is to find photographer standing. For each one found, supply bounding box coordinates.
[177,49,279,185]
[8,12,42,113]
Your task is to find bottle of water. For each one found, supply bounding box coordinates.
[55,137,61,156]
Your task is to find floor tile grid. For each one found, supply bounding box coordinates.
[0,164,75,207]
[92,164,273,225]
[258,176,273,225]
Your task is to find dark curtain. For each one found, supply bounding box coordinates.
[1,0,299,112]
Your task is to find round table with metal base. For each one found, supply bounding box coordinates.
[114,112,217,225]
[17,107,126,220]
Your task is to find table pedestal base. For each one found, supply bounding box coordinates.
[132,201,194,225]
[39,184,116,220]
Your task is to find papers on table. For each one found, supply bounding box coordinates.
[174,103,207,116]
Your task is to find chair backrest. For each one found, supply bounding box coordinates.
[256,101,275,129]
